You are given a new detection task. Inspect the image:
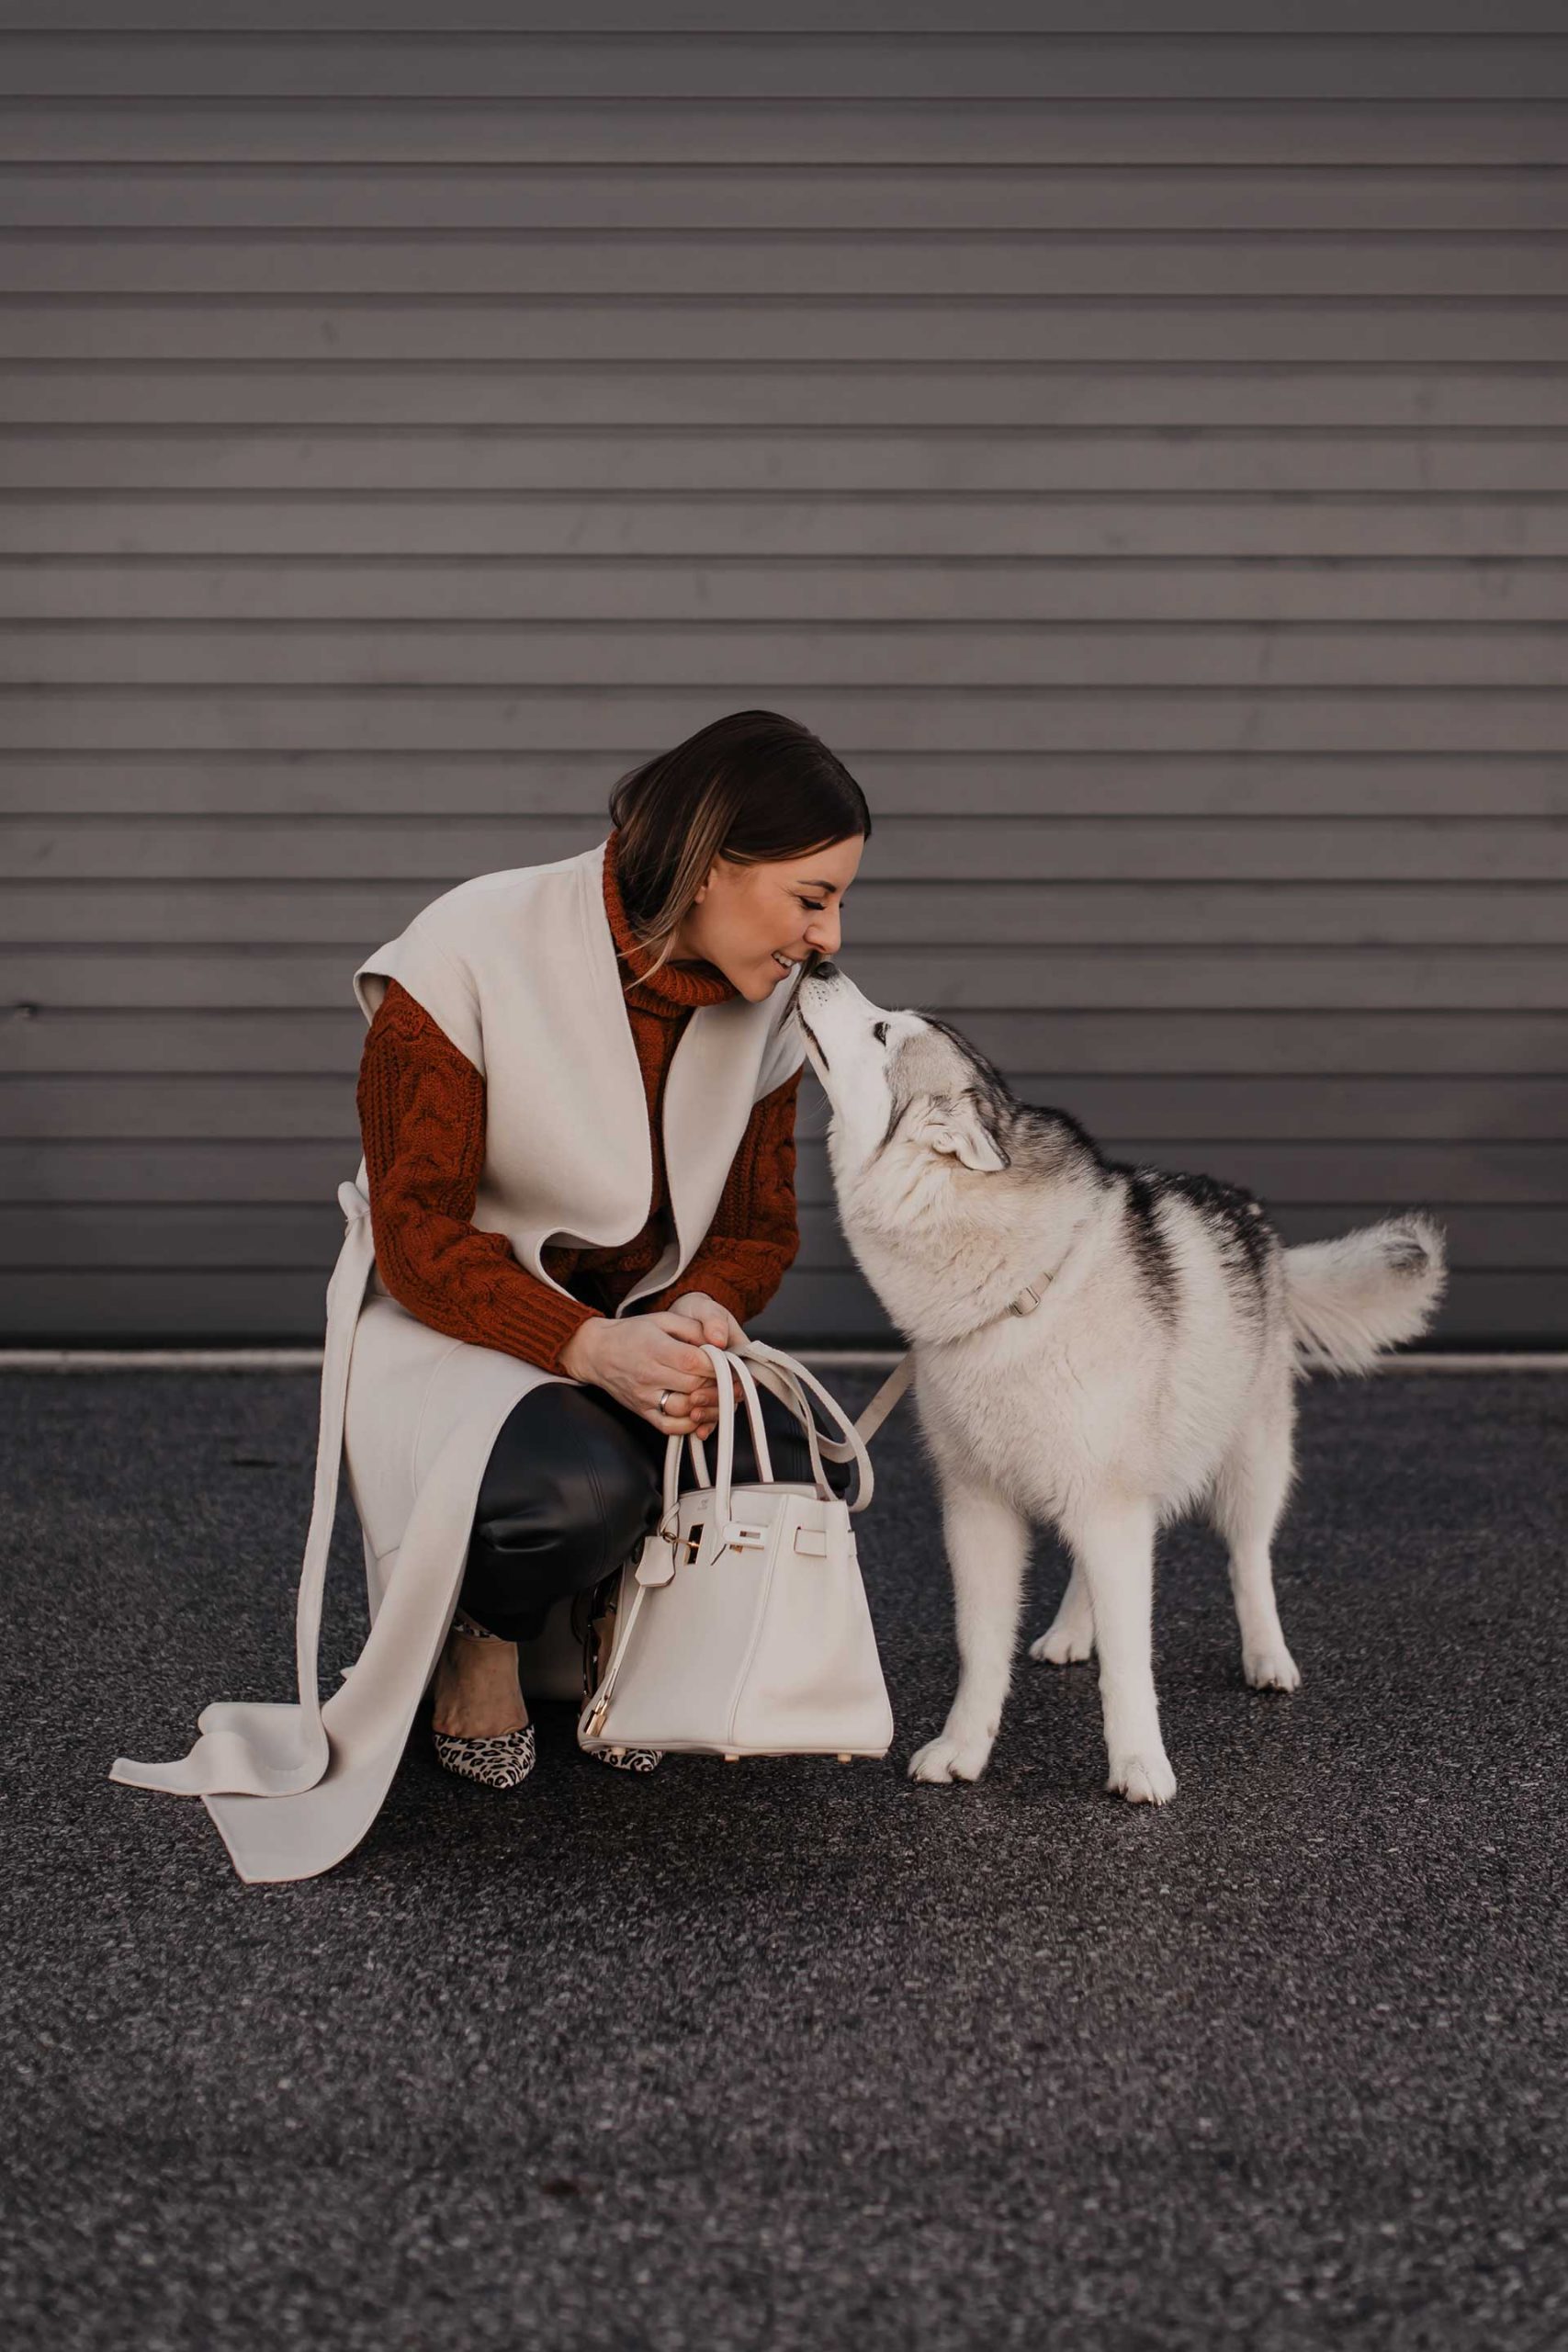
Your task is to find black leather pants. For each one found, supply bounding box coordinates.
[457,1374,857,1644]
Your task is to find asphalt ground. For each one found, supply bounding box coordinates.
[3,1367,1564,2352]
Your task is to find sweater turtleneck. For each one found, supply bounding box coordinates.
[601,824,739,1016]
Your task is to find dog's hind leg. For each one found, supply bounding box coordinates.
[1062,1494,1175,1805]
[1211,1396,1301,1693]
[908,1481,1032,1785]
[1029,1564,1095,1667]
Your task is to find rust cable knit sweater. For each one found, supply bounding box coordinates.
[355,828,804,1376]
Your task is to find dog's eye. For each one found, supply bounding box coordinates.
[873,1021,888,1044]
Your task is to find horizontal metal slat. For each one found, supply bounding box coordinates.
[12,433,1568,499]
[6,1138,1558,1205]
[0,1266,1554,1347]
[6,37,1568,106]
[5,5,1562,40]
[6,880,1561,947]
[7,689,1568,758]
[7,302,1568,368]
[5,752,1565,820]
[8,501,1568,566]
[10,816,1568,885]
[14,235,1568,300]
[1,1200,1560,1275]
[16,500,1568,579]
[6,560,1568,629]
[6,367,1568,432]
[6,944,1562,1012]
[10,616,1568,688]
[5,1008,1561,1080]
[4,104,1562,171]
[6,1072,1562,1141]
[6,164,1568,236]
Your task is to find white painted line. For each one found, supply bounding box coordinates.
[1,1348,1565,1374]
[1327,1353,1568,1374]
[0,1349,328,1373]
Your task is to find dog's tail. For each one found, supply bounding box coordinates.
[1280,1212,1448,1376]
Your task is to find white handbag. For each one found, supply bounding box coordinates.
[577,1337,908,1761]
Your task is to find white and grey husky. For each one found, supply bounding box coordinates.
[794,960,1447,1806]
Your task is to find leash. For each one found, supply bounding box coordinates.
[851,1351,916,1445]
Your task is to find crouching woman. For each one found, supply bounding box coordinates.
[349,712,869,1792]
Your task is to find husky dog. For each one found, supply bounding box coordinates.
[794,961,1446,1805]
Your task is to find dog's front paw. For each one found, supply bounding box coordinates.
[1244,1644,1302,1692]
[1029,1622,1093,1667]
[908,1731,994,1785]
[1107,1750,1177,1805]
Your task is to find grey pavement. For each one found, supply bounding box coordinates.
[3,1367,1565,2352]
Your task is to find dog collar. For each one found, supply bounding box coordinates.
[1004,1221,1086,1318]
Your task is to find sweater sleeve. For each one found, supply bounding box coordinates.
[355,978,605,1378]
[646,1066,804,1329]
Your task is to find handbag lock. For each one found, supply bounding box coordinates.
[654,1510,705,1569]
[654,1517,765,1571]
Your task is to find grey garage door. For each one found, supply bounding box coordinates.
[4,4,1565,1349]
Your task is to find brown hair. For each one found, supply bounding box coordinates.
[605,708,872,1000]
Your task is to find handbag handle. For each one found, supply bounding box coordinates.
[742,1356,835,1501]
[656,1337,884,1531]
[690,1355,837,1508]
[741,1339,876,1513]
[660,1340,775,1528]
[711,1344,773,1526]
[739,1351,852,1495]
[738,1346,914,1464]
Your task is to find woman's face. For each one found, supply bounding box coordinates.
[672,834,865,1002]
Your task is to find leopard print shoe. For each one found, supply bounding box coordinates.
[587,1739,662,1775]
[433,1722,538,1790]
[433,1608,537,1790]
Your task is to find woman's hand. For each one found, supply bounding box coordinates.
[558,1291,747,1440]
[662,1292,750,1437]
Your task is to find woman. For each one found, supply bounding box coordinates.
[360,709,869,1788]
[110,708,870,1883]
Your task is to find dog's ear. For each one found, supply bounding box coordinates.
[920,1094,1010,1174]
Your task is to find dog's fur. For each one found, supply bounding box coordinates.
[794,961,1447,1804]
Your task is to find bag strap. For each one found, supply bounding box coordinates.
[734,1338,878,1512]
[581,1552,651,1736]
[740,1345,914,1463]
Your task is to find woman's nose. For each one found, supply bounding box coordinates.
[806,911,841,956]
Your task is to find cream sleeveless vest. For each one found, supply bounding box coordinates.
[108,837,807,1885]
